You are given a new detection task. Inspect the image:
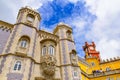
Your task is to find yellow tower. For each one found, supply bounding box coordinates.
[79,42,120,80]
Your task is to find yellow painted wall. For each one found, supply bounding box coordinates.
[81,74,89,80]
[90,74,120,80]
[86,58,100,74]
[78,58,120,80]
[78,62,88,73]
[100,60,120,71]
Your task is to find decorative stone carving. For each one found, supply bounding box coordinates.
[41,55,56,76]
[70,50,78,66]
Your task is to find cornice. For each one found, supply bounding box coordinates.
[100,58,120,64]
[0,20,14,28]
[0,53,78,68]
[14,22,38,32]
[59,39,75,43]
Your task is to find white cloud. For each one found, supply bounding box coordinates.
[0,0,53,24]
[85,0,120,59]
[70,17,87,38]
[68,0,82,3]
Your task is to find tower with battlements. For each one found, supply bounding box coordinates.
[79,42,120,80]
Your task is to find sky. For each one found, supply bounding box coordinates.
[0,0,120,60]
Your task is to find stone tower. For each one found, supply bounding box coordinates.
[53,22,81,80]
[0,6,41,80]
[0,7,81,80]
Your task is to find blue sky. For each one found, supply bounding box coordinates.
[0,0,120,59]
[38,0,96,57]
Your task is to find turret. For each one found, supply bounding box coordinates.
[16,6,41,29]
[53,22,81,80]
[83,42,100,64]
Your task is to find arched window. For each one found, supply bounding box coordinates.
[42,46,47,56]
[14,61,21,71]
[71,53,76,60]
[66,30,72,39]
[71,54,75,59]
[48,45,54,55]
[18,36,30,49]
[27,14,35,22]
[71,50,77,65]
[20,39,27,48]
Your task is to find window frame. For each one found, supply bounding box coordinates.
[71,53,76,60]
[73,70,78,78]
[42,45,47,56]
[20,39,28,48]
[48,45,55,55]
[66,30,72,39]
[26,14,35,23]
[14,61,22,71]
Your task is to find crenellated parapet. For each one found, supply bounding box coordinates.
[100,56,120,64]
[17,6,41,21]
[0,20,14,32]
[39,30,59,43]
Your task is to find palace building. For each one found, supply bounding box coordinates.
[0,7,81,80]
[78,42,120,80]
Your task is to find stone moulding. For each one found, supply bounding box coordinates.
[40,55,56,76]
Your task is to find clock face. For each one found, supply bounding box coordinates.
[89,46,94,50]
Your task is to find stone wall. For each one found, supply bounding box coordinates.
[0,28,11,54]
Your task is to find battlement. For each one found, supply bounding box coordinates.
[100,56,120,64]
[0,20,14,32]
[83,42,96,50]
[21,6,38,12]
[17,6,41,21]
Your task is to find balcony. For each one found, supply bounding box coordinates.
[81,68,120,78]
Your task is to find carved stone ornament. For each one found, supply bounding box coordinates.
[71,53,78,66]
[41,55,56,76]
